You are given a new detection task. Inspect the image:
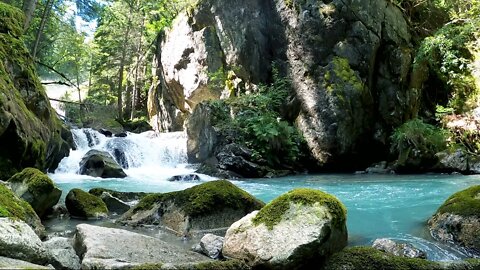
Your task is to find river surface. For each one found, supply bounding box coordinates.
[49,129,480,261]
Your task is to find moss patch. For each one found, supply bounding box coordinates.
[0,2,24,37]
[436,185,480,218]
[186,260,249,270]
[66,188,108,218]
[252,188,346,230]
[131,263,163,270]
[324,247,440,270]
[0,184,37,221]
[8,168,57,198]
[132,180,264,217]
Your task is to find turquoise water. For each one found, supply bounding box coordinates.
[51,172,480,261]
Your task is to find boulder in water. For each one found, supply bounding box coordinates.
[0,218,51,265]
[99,192,131,215]
[65,188,108,219]
[119,180,264,236]
[7,168,61,218]
[372,238,426,259]
[114,132,128,137]
[79,150,127,178]
[0,183,45,238]
[98,129,113,137]
[73,224,209,269]
[428,185,480,255]
[223,188,348,269]
[89,188,150,202]
[167,174,201,182]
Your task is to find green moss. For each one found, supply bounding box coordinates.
[132,180,264,217]
[188,260,249,270]
[252,188,347,230]
[328,57,364,92]
[131,263,163,270]
[66,188,108,218]
[89,188,150,202]
[0,2,24,37]
[436,185,480,218]
[8,168,56,198]
[0,184,37,221]
[324,247,441,270]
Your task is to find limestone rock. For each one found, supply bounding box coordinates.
[0,183,45,238]
[44,237,81,270]
[372,238,426,259]
[78,150,127,178]
[120,180,264,236]
[65,188,108,219]
[0,256,53,270]
[7,168,61,218]
[428,185,480,255]
[0,218,50,265]
[0,3,71,180]
[199,234,224,259]
[73,224,209,269]
[223,189,348,269]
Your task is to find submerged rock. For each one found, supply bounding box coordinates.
[120,180,264,236]
[372,238,426,259]
[428,185,480,255]
[98,128,113,137]
[43,237,81,270]
[0,218,50,265]
[167,174,201,182]
[73,224,209,269]
[78,150,127,178]
[223,188,348,269]
[7,168,61,218]
[0,183,45,238]
[65,188,108,219]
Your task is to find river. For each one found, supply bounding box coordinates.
[49,128,480,261]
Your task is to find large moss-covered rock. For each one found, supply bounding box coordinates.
[65,188,108,219]
[151,0,414,170]
[428,185,480,255]
[223,188,347,269]
[120,180,264,236]
[0,183,45,237]
[79,150,127,178]
[0,2,72,180]
[7,168,61,218]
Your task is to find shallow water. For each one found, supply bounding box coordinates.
[49,129,480,261]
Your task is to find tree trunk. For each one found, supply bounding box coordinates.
[22,0,37,30]
[117,26,131,120]
[32,0,54,58]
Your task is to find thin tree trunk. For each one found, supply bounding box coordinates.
[32,0,54,59]
[117,27,131,120]
[22,0,37,30]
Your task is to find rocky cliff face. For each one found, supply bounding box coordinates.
[0,3,72,179]
[149,0,416,169]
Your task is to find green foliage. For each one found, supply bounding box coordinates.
[252,188,346,230]
[390,119,447,164]
[132,180,264,217]
[208,66,304,166]
[437,185,480,218]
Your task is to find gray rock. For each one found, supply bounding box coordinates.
[99,192,131,214]
[199,234,224,259]
[0,218,50,265]
[365,161,394,174]
[79,150,127,178]
[167,174,201,182]
[74,224,209,269]
[223,189,348,269]
[0,256,53,269]
[186,102,218,163]
[44,237,81,270]
[7,168,62,218]
[89,188,150,203]
[372,238,427,259]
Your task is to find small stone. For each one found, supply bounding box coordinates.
[199,234,224,259]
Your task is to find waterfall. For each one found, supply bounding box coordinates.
[54,128,195,181]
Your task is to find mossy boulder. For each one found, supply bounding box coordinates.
[65,188,108,219]
[119,180,264,236]
[0,2,72,180]
[222,188,348,269]
[7,168,61,218]
[324,246,480,270]
[428,185,480,255]
[0,183,45,237]
[79,150,127,178]
[89,188,150,202]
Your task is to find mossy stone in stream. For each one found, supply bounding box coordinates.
[436,185,480,218]
[65,188,108,219]
[7,168,61,217]
[252,188,347,230]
